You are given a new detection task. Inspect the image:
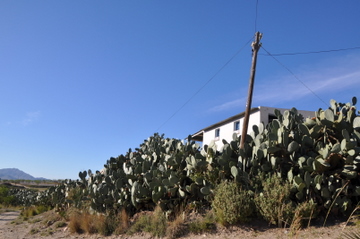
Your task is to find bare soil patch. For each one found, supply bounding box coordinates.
[0,209,359,239]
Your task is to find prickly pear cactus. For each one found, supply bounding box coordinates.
[11,97,359,219]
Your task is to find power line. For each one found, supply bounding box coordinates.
[261,46,328,107]
[156,37,254,132]
[262,46,360,56]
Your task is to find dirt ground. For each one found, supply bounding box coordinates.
[0,209,359,239]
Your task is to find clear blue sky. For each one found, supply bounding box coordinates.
[1,1,360,179]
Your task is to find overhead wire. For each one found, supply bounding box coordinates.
[156,37,254,132]
[261,46,328,107]
[261,46,360,56]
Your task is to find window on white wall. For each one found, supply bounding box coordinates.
[234,121,240,131]
[215,128,220,139]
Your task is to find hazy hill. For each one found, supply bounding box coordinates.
[0,168,48,180]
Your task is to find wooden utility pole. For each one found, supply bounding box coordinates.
[240,32,262,150]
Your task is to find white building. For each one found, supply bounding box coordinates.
[191,106,315,147]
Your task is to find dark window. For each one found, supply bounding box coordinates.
[234,121,240,131]
[215,128,220,138]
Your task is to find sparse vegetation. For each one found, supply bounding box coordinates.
[166,213,187,239]
[54,220,67,228]
[289,200,317,236]
[126,212,151,235]
[127,206,167,237]
[29,227,40,234]
[20,205,50,220]
[188,211,216,234]
[11,216,25,225]
[114,207,130,234]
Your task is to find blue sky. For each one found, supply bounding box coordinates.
[1,1,360,179]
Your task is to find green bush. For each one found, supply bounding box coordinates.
[211,180,255,225]
[254,174,294,227]
[0,185,15,206]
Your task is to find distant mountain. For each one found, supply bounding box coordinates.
[0,168,48,180]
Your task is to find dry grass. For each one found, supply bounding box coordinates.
[68,210,106,234]
[114,207,130,235]
[167,212,187,239]
[68,210,83,233]
[126,206,216,238]
[82,212,98,234]
[67,208,130,236]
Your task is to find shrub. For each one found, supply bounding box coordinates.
[254,173,294,227]
[211,180,255,225]
[0,185,15,206]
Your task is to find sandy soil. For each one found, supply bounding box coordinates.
[0,209,358,239]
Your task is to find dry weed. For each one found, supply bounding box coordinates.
[81,212,98,234]
[114,208,130,234]
[68,210,83,233]
[167,212,186,239]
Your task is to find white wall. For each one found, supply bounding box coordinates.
[202,107,315,149]
[203,111,261,149]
